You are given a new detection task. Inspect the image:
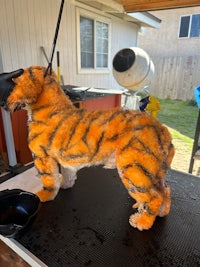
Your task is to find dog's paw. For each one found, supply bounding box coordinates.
[129,213,156,231]
[36,188,58,202]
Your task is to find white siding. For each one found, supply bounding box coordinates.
[0,0,139,90]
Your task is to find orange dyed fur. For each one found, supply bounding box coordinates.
[7,66,175,230]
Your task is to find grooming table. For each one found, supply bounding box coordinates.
[13,167,200,267]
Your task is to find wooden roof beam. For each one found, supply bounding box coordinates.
[116,0,200,12]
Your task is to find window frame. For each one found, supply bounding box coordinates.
[178,13,200,39]
[76,8,111,74]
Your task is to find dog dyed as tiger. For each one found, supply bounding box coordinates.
[6,66,175,230]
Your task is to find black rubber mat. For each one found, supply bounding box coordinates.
[15,167,200,267]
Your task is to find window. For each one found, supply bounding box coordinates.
[79,13,109,71]
[179,14,200,38]
[80,17,94,68]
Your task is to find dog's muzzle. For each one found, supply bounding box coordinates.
[0,69,24,108]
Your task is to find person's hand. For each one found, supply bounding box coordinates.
[0,69,24,107]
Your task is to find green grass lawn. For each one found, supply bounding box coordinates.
[157,99,199,173]
[158,99,199,139]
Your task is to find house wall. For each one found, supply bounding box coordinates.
[0,0,140,166]
[0,0,139,89]
[138,7,200,100]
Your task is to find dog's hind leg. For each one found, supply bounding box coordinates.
[118,167,163,230]
[158,184,171,217]
[128,188,163,230]
[116,147,164,231]
[34,156,61,202]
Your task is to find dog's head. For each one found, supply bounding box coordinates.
[7,66,56,112]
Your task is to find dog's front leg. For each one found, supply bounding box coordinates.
[60,167,77,189]
[34,156,61,202]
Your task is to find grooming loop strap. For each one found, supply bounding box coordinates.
[44,0,65,77]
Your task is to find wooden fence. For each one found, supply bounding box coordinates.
[148,55,200,100]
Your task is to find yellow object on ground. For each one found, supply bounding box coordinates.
[146,96,160,118]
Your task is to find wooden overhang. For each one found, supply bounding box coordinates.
[114,0,200,12]
[76,0,200,28]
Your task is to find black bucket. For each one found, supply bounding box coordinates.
[0,189,40,237]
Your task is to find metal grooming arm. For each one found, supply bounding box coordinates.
[0,51,18,168]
